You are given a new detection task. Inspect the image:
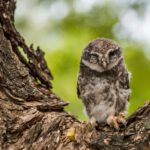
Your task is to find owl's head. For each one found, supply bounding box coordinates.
[81,38,123,73]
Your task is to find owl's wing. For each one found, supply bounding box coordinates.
[126,71,131,101]
[120,70,130,101]
[124,71,130,89]
[77,71,83,99]
[77,81,81,98]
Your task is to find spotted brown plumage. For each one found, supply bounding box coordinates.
[77,38,130,129]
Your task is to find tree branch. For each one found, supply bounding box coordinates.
[0,0,149,150]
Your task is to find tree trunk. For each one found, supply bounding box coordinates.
[0,0,149,150]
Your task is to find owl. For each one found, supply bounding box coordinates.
[77,38,130,129]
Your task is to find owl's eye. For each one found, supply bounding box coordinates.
[83,52,89,60]
[109,48,120,58]
[109,50,116,57]
[90,54,98,64]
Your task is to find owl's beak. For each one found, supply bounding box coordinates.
[102,61,107,69]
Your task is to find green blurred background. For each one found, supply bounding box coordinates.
[15,0,150,120]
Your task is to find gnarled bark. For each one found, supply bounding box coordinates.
[0,0,149,150]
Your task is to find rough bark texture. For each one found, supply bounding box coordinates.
[0,0,149,150]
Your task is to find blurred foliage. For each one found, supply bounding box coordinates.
[16,0,150,120]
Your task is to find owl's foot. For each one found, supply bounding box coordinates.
[85,117,97,130]
[89,117,97,126]
[107,112,126,130]
[107,115,119,130]
[117,112,126,126]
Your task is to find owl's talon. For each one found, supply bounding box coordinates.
[86,117,97,130]
[111,116,120,130]
[89,117,97,127]
[117,112,127,126]
[107,115,119,130]
[107,112,127,130]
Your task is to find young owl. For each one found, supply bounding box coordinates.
[77,38,130,129]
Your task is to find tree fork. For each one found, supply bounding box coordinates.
[0,0,149,150]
